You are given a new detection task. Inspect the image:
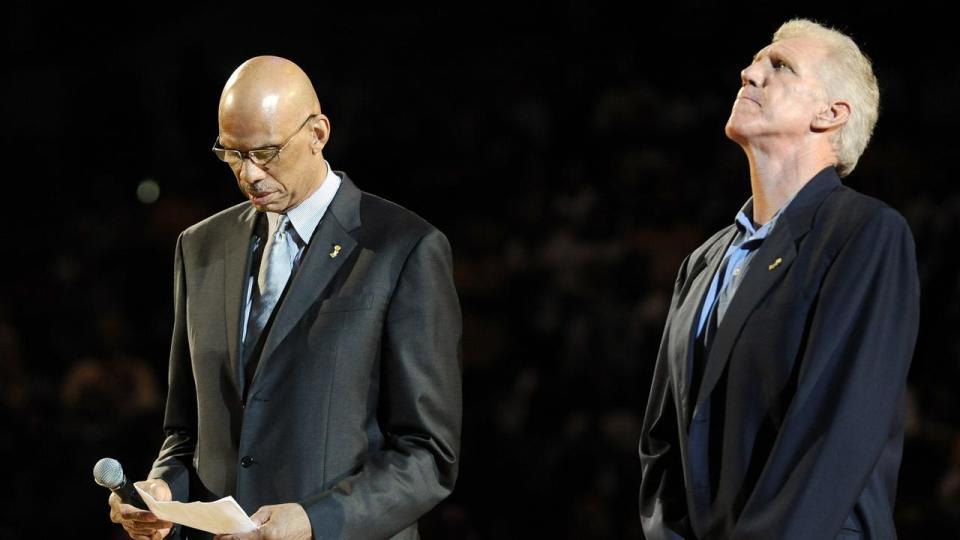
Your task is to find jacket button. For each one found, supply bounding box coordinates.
[240,456,254,468]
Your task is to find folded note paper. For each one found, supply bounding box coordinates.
[135,485,258,535]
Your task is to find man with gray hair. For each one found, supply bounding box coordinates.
[640,19,918,539]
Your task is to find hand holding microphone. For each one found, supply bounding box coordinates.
[95,458,173,540]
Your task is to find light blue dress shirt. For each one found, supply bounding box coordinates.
[696,196,793,337]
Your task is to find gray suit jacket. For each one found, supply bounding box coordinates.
[149,172,462,539]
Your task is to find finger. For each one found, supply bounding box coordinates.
[125,524,163,537]
[129,519,174,529]
[131,516,173,529]
[123,519,172,534]
[109,493,123,523]
[119,507,159,521]
[124,522,155,539]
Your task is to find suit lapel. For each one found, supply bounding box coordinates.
[253,172,363,383]
[693,226,797,412]
[675,229,735,417]
[224,205,260,394]
[692,167,842,413]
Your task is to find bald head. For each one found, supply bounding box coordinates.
[218,56,321,144]
[216,56,332,214]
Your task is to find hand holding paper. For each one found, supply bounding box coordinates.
[213,503,313,540]
[135,484,257,536]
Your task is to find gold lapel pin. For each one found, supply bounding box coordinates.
[768,257,783,271]
[329,244,342,259]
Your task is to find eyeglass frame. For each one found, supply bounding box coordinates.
[212,113,319,168]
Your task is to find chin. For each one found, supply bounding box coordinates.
[724,123,740,142]
[724,120,749,145]
[250,197,287,213]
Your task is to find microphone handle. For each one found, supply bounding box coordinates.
[113,477,147,509]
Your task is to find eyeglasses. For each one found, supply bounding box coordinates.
[212,114,318,167]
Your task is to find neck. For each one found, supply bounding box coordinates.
[744,146,835,224]
[282,159,329,214]
[315,159,329,192]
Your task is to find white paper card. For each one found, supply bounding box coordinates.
[135,485,258,535]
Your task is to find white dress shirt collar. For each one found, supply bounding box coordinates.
[266,162,341,245]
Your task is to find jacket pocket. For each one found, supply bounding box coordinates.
[316,293,375,313]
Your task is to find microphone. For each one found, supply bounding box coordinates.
[93,457,146,508]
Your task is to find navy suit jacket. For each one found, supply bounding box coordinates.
[149,173,462,539]
[640,168,919,540]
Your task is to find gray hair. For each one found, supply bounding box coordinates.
[773,19,879,177]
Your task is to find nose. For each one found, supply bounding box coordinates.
[237,157,267,185]
[740,61,763,88]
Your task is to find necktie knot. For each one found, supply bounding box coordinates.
[274,214,290,240]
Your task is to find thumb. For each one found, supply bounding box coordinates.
[135,479,172,501]
[250,506,274,527]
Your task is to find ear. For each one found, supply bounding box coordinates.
[309,114,332,153]
[811,99,850,132]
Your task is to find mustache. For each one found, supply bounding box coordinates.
[245,181,273,195]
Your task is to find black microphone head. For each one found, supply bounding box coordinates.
[93,457,125,489]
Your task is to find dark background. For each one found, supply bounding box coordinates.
[1,3,957,538]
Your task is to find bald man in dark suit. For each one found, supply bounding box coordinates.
[108,56,462,540]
